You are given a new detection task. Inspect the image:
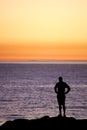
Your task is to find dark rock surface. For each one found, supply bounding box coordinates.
[0,116,87,129]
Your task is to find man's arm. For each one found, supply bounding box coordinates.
[54,83,58,94]
[65,83,71,94]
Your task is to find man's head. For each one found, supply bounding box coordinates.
[59,76,63,82]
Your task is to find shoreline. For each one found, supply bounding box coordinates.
[0,116,87,129]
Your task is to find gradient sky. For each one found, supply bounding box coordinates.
[0,0,87,61]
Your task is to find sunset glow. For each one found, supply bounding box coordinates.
[0,0,87,61]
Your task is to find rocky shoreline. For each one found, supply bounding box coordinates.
[0,116,87,129]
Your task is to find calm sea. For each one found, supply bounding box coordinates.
[0,62,87,125]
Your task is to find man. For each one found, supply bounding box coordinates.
[54,76,71,117]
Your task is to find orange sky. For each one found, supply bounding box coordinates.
[0,0,87,61]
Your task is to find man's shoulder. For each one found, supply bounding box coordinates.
[55,82,59,86]
[63,82,70,88]
[63,81,67,84]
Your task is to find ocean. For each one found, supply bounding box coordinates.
[0,62,87,125]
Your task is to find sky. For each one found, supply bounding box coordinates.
[0,0,87,61]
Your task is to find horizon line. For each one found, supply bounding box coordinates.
[0,60,87,64]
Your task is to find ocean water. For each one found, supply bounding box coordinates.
[0,62,87,125]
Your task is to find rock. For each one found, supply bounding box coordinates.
[0,116,87,129]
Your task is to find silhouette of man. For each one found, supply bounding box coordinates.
[54,76,71,117]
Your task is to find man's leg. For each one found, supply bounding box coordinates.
[63,104,66,117]
[57,95,62,116]
[59,104,62,116]
[63,96,66,117]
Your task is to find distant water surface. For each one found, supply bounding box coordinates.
[0,62,87,125]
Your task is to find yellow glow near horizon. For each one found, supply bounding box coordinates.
[0,0,87,61]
